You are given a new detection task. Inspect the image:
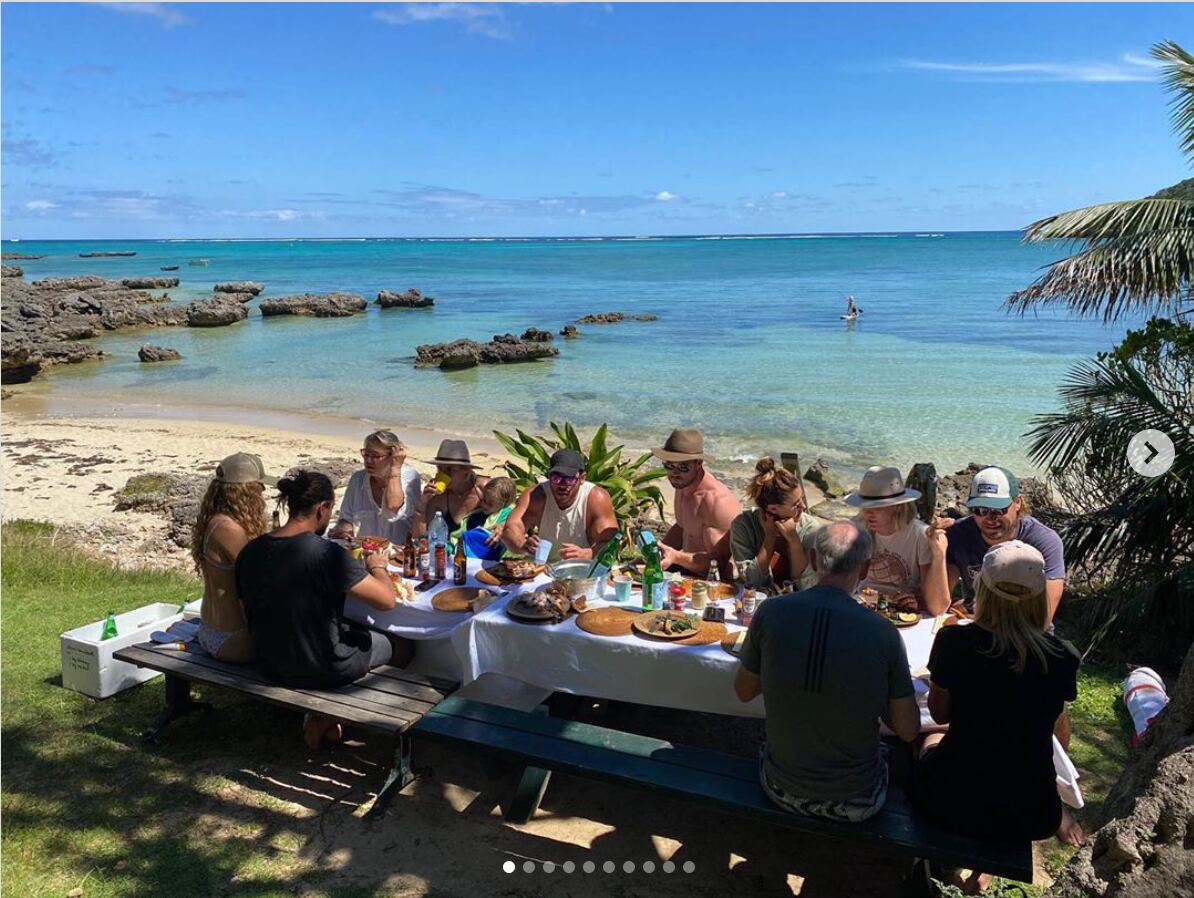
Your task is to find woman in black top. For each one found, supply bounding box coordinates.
[910,539,1080,890]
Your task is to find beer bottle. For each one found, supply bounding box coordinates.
[403,532,417,578]
[434,540,447,581]
[453,538,468,585]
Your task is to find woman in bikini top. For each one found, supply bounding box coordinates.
[190,453,274,663]
[417,439,490,537]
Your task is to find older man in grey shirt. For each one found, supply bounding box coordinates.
[735,521,920,822]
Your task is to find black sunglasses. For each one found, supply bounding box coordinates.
[663,461,694,473]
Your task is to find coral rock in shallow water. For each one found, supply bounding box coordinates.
[138,345,182,362]
[415,336,559,369]
[186,297,248,327]
[121,277,179,289]
[377,288,434,308]
[259,292,367,317]
[214,281,264,296]
[2,265,23,278]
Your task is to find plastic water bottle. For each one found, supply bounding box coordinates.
[429,511,449,558]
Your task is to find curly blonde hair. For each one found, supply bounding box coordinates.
[191,480,268,573]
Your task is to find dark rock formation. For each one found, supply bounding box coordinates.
[79,251,136,258]
[803,458,848,499]
[138,344,182,362]
[519,328,554,343]
[377,288,434,308]
[414,336,560,369]
[186,297,248,327]
[214,281,264,296]
[2,252,45,260]
[121,277,179,289]
[560,324,581,338]
[260,292,367,318]
[577,311,660,325]
[221,292,255,304]
[2,266,23,279]
[1,276,187,383]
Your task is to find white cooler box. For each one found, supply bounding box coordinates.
[60,599,202,699]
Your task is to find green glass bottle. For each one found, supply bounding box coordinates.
[100,611,118,640]
[586,530,623,580]
[637,530,664,610]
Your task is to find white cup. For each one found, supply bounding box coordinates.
[534,538,553,564]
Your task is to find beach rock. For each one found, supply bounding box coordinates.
[186,297,247,327]
[2,265,23,278]
[803,459,848,499]
[560,325,581,338]
[220,292,255,304]
[0,275,188,383]
[121,277,179,289]
[377,288,434,308]
[519,327,554,343]
[138,344,182,363]
[2,252,45,260]
[578,311,628,324]
[635,313,659,322]
[214,281,264,296]
[0,389,12,400]
[415,336,559,369]
[260,292,367,318]
[79,251,136,258]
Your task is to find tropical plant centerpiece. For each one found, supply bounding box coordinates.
[493,422,667,557]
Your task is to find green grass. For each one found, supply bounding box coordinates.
[1,520,377,898]
[0,520,1135,896]
[116,474,173,496]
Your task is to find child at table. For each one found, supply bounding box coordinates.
[461,477,518,560]
[909,540,1081,890]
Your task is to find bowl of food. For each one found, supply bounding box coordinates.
[548,561,602,601]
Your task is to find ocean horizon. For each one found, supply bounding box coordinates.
[3,231,1134,480]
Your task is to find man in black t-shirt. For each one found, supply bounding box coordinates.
[236,470,411,748]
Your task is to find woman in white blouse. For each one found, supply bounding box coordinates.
[329,430,422,544]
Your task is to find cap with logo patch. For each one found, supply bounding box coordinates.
[967,466,1019,511]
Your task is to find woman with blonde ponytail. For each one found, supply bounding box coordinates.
[728,457,822,592]
[910,540,1082,884]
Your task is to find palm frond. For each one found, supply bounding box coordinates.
[1006,199,1194,321]
[1154,39,1194,160]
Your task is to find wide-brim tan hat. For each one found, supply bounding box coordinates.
[651,427,711,462]
[844,465,921,508]
[426,438,481,469]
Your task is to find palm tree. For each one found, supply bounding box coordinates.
[1003,40,1194,898]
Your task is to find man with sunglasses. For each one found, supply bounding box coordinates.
[943,467,1066,624]
[651,428,741,576]
[502,448,619,563]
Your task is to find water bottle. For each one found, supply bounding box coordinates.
[429,511,448,582]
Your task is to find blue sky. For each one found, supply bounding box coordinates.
[2,2,1191,238]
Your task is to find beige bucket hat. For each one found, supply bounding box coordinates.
[651,427,711,463]
[844,465,922,509]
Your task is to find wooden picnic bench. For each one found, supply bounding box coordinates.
[113,642,457,818]
[412,696,1035,894]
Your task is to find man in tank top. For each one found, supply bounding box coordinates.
[502,449,619,563]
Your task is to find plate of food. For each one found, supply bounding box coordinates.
[886,611,922,628]
[632,610,702,640]
[389,573,416,603]
[352,536,392,555]
[485,559,546,582]
[506,581,577,623]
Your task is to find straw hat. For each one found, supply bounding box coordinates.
[844,466,921,509]
[426,439,481,469]
[651,427,711,463]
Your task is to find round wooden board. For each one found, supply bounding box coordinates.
[720,630,748,656]
[575,606,639,637]
[431,587,493,613]
[676,619,727,646]
[631,611,702,640]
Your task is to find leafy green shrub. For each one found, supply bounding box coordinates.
[492,422,666,529]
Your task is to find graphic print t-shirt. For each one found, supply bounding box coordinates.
[858,517,932,593]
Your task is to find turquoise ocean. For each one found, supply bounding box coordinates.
[2,233,1133,477]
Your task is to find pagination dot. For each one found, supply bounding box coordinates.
[642,860,656,873]
[602,861,615,873]
[502,861,515,873]
[522,861,536,873]
[562,861,576,873]
[682,861,696,873]
[583,861,596,873]
[663,860,676,873]
[543,861,555,873]
[623,861,635,873]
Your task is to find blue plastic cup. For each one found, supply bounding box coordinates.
[613,576,634,603]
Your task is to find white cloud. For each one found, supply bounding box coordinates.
[221,209,325,222]
[24,200,59,212]
[900,53,1159,84]
[95,3,191,29]
[655,191,679,202]
[373,4,511,40]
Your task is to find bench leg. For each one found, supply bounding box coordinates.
[903,858,934,898]
[365,733,415,821]
[142,674,210,744]
[506,765,551,824]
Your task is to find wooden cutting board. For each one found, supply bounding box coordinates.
[575,607,639,637]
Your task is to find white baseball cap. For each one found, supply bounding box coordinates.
[979,540,1045,601]
[968,466,1020,511]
